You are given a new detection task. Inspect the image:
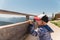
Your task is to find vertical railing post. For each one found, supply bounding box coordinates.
[26,15,29,21]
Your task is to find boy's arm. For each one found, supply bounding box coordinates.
[29,24,38,36]
[28,20,38,36]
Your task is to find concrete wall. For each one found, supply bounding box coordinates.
[0,21,29,40]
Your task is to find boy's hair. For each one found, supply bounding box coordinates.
[41,15,49,23]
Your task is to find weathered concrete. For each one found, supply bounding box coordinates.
[0,10,36,16]
[0,21,29,40]
[26,16,29,21]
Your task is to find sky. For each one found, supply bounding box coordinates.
[0,0,60,17]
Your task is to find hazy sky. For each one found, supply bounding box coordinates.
[0,0,60,16]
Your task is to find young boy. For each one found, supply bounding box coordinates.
[28,14,54,40]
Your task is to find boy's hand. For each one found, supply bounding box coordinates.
[28,20,33,24]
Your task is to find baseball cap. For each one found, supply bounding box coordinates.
[34,14,49,23]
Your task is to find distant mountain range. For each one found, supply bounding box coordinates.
[0,17,26,23]
[0,17,26,26]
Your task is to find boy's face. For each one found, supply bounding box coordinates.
[36,20,43,26]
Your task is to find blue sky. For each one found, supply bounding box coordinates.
[0,0,60,16]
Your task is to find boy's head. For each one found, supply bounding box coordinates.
[34,14,49,26]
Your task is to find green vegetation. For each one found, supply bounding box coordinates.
[51,17,55,21]
[51,21,60,27]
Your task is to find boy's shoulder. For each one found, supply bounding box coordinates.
[44,25,54,33]
[38,25,54,33]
